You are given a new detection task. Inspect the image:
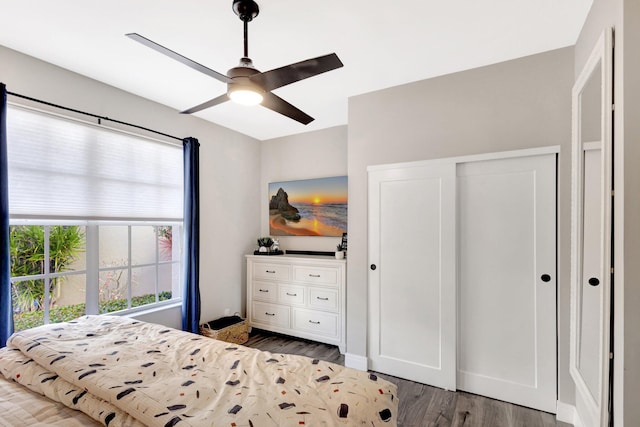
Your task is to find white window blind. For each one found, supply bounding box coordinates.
[7,106,183,221]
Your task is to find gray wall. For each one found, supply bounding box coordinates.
[573,0,640,424]
[0,45,262,329]
[347,47,574,400]
[621,2,640,423]
[259,125,348,253]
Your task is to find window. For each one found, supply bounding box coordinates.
[6,105,183,331]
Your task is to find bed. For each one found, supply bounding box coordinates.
[0,315,397,426]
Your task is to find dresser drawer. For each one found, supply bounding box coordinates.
[252,280,278,302]
[253,263,290,281]
[252,302,290,328]
[278,284,305,305]
[293,266,339,285]
[293,309,338,338]
[309,288,339,311]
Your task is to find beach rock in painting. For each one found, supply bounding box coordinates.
[269,188,301,221]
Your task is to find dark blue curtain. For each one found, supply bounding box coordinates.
[0,84,13,347]
[182,137,200,334]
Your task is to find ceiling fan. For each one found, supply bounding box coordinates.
[126,0,343,125]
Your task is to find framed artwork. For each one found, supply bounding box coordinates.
[269,176,347,236]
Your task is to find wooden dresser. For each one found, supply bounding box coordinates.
[245,254,346,353]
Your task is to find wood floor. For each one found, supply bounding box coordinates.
[244,330,572,427]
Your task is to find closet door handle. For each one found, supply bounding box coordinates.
[588,277,600,287]
[540,274,551,282]
[370,264,377,271]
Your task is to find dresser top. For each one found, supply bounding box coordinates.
[246,253,346,263]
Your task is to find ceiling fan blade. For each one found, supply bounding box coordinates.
[250,53,343,91]
[180,93,230,114]
[261,92,314,125]
[126,33,233,84]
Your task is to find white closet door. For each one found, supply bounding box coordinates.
[368,162,456,390]
[456,154,557,413]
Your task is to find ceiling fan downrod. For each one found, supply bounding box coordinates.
[232,0,259,59]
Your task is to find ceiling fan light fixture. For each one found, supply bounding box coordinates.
[229,87,263,105]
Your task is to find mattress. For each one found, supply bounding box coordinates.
[0,374,101,426]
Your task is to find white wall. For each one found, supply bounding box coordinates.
[0,44,261,330]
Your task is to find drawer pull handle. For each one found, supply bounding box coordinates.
[259,289,269,293]
[316,297,329,301]
[265,312,276,316]
[286,292,297,296]
[266,270,276,274]
[309,274,321,278]
[308,320,321,325]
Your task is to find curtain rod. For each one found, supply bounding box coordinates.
[6,90,183,142]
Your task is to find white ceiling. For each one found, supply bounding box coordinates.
[1,0,592,141]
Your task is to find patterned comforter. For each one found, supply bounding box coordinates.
[0,315,397,426]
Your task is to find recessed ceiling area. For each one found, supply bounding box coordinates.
[0,0,592,140]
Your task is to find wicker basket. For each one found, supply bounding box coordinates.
[200,315,249,345]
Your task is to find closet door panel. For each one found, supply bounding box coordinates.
[456,154,557,413]
[369,163,456,390]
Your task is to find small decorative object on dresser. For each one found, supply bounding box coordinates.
[254,236,283,255]
[335,243,345,259]
[257,236,273,252]
[246,254,346,353]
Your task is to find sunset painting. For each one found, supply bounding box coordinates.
[269,176,347,236]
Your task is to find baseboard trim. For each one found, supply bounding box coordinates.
[344,353,368,371]
[556,401,580,426]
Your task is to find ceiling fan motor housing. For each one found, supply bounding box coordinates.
[227,59,263,99]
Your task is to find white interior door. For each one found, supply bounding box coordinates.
[455,154,557,413]
[368,162,456,390]
[570,28,613,427]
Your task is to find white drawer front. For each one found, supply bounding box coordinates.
[252,302,290,328]
[253,263,290,281]
[293,266,339,285]
[293,309,338,338]
[278,285,305,305]
[252,281,278,302]
[309,288,339,311]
